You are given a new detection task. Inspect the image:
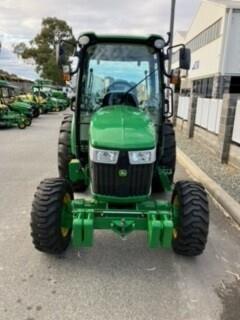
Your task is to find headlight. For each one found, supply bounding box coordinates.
[128,149,156,165]
[90,146,119,164]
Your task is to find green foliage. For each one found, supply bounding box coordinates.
[20,17,75,84]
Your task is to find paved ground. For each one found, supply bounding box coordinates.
[0,112,240,320]
[176,127,240,204]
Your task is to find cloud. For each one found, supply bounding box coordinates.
[0,0,201,43]
[0,47,38,80]
[0,0,201,79]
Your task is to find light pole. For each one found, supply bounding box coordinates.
[168,0,176,75]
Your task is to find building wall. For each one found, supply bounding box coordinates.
[189,37,223,79]
[186,1,226,41]
[172,1,240,97]
[224,9,240,74]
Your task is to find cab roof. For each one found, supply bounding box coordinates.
[0,80,18,89]
[79,32,165,46]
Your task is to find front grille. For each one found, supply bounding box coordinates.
[91,151,153,197]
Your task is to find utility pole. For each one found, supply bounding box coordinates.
[168,0,176,75]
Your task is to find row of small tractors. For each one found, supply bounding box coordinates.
[0,79,70,129]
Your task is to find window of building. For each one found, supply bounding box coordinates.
[230,77,240,94]
[172,19,222,66]
[193,77,214,97]
[187,18,222,53]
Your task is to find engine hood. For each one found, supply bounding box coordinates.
[90,106,156,150]
[10,101,32,110]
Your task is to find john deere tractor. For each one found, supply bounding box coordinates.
[0,80,33,125]
[32,80,68,112]
[30,33,209,256]
[0,103,28,129]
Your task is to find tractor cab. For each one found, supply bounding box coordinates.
[0,80,33,120]
[0,80,17,104]
[82,40,161,113]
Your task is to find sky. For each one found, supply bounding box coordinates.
[0,0,201,80]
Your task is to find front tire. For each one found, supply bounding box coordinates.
[30,178,73,254]
[172,181,209,256]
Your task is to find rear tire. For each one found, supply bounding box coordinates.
[30,178,73,254]
[152,122,176,192]
[33,108,40,118]
[18,122,26,129]
[58,114,87,192]
[25,118,32,126]
[172,181,209,256]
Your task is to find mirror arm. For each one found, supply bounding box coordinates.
[167,43,185,56]
[165,32,171,46]
[70,50,81,76]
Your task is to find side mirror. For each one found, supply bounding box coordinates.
[179,47,191,70]
[56,42,65,66]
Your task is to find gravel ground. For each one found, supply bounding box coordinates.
[176,128,240,204]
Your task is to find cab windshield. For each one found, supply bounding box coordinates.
[82,43,161,113]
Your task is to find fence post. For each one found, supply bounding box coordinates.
[219,94,238,163]
[172,93,179,127]
[187,95,198,138]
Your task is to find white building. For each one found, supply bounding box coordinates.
[172,0,240,98]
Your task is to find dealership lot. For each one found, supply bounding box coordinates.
[0,112,240,320]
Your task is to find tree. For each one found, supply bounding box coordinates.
[13,42,27,56]
[19,17,75,84]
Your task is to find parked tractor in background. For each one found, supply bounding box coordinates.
[0,80,32,126]
[32,80,69,112]
[0,103,28,129]
[17,93,46,116]
[30,32,209,257]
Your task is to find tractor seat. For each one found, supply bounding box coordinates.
[102,92,138,108]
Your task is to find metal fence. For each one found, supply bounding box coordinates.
[177,96,190,120]
[195,98,222,134]
[177,96,222,134]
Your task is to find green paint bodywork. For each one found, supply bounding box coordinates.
[90,106,156,150]
[69,159,89,185]
[0,105,27,129]
[9,100,33,118]
[158,167,173,192]
[60,198,175,249]
[0,80,33,118]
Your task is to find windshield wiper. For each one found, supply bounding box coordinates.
[123,68,158,98]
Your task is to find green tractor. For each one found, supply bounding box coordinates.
[30,33,209,256]
[32,80,68,112]
[0,80,33,125]
[0,103,28,129]
[51,87,70,109]
[17,93,45,117]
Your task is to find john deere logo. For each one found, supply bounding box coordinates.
[118,169,128,177]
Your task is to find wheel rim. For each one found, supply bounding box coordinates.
[19,122,25,129]
[61,193,72,238]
